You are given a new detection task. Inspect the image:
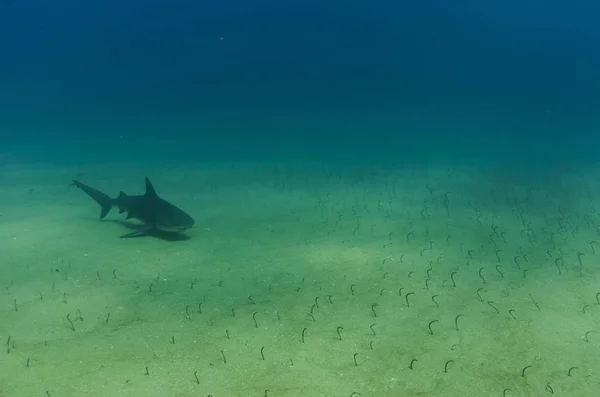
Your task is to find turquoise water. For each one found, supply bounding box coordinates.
[1,0,599,166]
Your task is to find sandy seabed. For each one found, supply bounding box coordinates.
[1,160,599,397]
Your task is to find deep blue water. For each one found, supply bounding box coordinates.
[1,0,599,166]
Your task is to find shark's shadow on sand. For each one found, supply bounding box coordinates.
[72,177,195,239]
[101,219,191,241]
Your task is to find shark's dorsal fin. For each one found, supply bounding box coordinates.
[145,177,158,197]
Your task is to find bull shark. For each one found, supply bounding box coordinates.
[72,177,195,238]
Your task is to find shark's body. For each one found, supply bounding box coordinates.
[72,177,194,238]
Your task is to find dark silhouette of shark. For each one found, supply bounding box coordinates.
[72,177,195,238]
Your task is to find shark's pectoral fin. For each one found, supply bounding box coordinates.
[125,212,135,220]
[120,229,152,238]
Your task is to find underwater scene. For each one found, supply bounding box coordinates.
[1,0,600,396]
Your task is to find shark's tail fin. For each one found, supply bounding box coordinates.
[72,180,114,218]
